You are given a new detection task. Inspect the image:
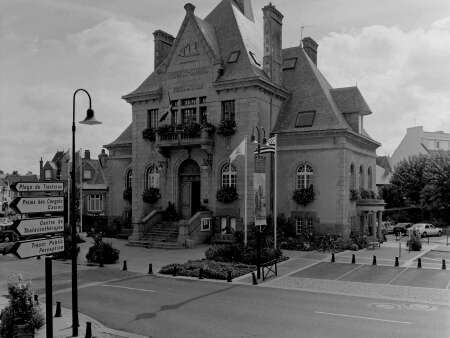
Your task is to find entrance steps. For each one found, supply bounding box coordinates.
[128,221,184,249]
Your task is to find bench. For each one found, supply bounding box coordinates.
[260,259,279,281]
[367,241,381,250]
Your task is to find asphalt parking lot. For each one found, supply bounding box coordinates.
[291,262,450,289]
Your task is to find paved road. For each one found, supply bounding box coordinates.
[51,273,449,338]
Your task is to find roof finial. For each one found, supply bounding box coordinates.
[184,3,195,14]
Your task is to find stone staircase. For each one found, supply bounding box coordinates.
[128,222,184,249]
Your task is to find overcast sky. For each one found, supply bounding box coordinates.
[1,0,450,175]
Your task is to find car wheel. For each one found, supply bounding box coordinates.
[422,232,427,238]
[438,231,442,237]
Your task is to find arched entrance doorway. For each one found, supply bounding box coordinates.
[178,159,201,219]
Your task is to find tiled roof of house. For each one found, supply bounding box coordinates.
[376,156,392,173]
[104,123,132,148]
[274,46,350,132]
[5,174,38,185]
[330,87,372,115]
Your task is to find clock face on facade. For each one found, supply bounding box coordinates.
[178,40,200,58]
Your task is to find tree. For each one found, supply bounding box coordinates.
[379,184,404,209]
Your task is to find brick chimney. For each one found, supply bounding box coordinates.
[98,149,108,168]
[262,3,283,85]
[84,149,90,160]
[39,157,43,181]
[302,37,318,66]
[153,30,175,69]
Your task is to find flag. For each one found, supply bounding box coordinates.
[253,135,276,154]
[229,138,246,163]
[159,92,173,122]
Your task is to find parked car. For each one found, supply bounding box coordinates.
[382,221,395,234]
[410,223,442,238]
[0,217,17,243]
[393,222,413,236]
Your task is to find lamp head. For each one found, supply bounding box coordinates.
[79,108,101,125]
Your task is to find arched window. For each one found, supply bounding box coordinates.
[359,165,364,190]
[125,169,132,189]
[146,165,160,189]
[367,167,373,190]
[296,163,313,190]
[350,163,356,190]
[221,163,237,188]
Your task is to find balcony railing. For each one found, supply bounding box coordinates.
[156,124,214,150]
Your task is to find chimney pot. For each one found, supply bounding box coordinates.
[153,30,175,69]
[84,150,90,160]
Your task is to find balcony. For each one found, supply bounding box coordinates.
[156,123,214,153]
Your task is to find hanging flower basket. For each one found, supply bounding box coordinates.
[123,188,132,202]
[216,186,238,203]
[157,124,176,137]
[142,128,156,141]
[142,188,161,204]
[217,120,237,137]
[292,186,315,206]
[182,123,202,137]
[349,189,359,201]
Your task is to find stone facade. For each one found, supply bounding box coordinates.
[104,0,384,243]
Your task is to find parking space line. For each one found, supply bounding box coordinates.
[387,267,408,285]
[314,311,412,324]
[101,285,156,293]
[335,264,364,280]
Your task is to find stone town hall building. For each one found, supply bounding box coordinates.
[102,0,385,247]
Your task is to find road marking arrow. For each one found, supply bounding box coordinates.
[10,197,64,214]
[14,237,64,259]
[13,217,64,236]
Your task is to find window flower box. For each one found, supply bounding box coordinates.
[142,187,161,204]
[142,128,156,141]
[216,186,238,203]
[349,189,359,201]
[292,185,315,206]
[217,120,237,137]
[123,188,132,202]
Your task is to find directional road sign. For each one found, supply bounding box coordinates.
[13,237,64,259]
[11,181,65,193]
[10,197,64,214]
[13,217,64,237]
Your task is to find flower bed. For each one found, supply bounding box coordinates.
[159,259,255,280]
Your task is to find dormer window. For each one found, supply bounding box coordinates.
[248,51,261,66]
[44,169,52,180]
[358,115,363,134]
[228,51,240,63]
[283,58,297,70]
[295,111,316,128]
[83,170,92,180]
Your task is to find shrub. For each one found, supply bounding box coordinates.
[350,243,359,251]
[142,187,161,204]
[123,188,132,202]
[204,244,283,265]
[182,123,202,137]
[359,189,371,200]
[216,186,238,203]
[86,239,120,264]
[0,278,44,337]
[157,124,175,136]
[217,120,237,136]
[292,185,315,206]
[142,128,156,141]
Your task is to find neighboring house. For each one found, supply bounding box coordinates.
[105,0,384,246]
[40,150,108,227]
[391,126,450,168]
[375,156,393,193]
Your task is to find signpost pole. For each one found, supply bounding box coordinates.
[45,257,53,338]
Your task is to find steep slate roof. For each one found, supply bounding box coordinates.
[274,46,351,132]
[104,123,132,148]
[330,87,372,115]
[5,174,38,184]
[376,156,392,173]
[206,0,267,82]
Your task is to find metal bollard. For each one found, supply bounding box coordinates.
[54,301,62,318]
[99,259,104,268]
[395,257,399,267]
[85,321,92,338]
[122,260,127,271]
[442,259,446,270]
[148,263,153,274]
[331,253,335,263]
[417,258,422,268]
[227,270,232,283]
[351,254,356,264]
[252,272,258,285]
[372,255,377,266]
[173,265,177,276]
[198,268,203,279]
[36,255,41,260]
[34,294,39,305]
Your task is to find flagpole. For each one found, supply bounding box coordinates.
[244,136,248,246]
[274,135,278,249]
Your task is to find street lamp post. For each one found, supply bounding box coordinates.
[71,89,101,336]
